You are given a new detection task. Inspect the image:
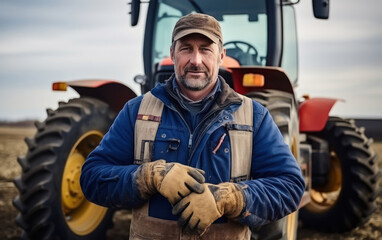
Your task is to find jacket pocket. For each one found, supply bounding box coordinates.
[206,130,232,183]
[153,127,187,164]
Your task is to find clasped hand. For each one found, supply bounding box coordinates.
[135,160,244,236]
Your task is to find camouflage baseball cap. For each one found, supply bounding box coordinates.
[172,13,223,44]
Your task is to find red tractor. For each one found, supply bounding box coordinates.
[13,0,380,239]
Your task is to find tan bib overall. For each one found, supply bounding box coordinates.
[131,91,253,240]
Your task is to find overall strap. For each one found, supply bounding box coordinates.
[131,93,253,239]
[134,92,164,164]
[134,91,253,182]
[228,95,253,182]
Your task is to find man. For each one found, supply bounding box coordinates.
[80,13,305,239]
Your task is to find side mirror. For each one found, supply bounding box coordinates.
[312,0,329,19]
[134,75,147,85]
[130,0,141,26]
[134,74,148,94]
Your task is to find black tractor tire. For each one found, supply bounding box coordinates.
[300,117,380,232]
[247,90,300,240]
[13,97,117,240]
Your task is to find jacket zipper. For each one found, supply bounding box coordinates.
[165,91,194,152]
[188,134,193,149]
[165,88,241,165]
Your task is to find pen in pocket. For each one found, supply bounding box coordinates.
[212,133,226,154]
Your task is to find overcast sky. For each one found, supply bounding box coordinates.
[0,0,381,121]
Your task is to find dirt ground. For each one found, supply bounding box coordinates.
[0,126,381,239]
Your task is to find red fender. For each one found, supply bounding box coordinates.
[229,67,295,96]
[299,97,341,132]
[53,79,137,113]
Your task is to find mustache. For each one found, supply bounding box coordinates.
[184,65,207,72]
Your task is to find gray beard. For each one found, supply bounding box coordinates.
[178,75,213,91]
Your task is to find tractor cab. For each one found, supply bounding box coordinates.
[132,0,304,94]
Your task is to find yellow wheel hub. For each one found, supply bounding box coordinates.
[61,130,108,236]
[62,151,85,209]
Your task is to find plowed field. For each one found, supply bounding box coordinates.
[0,126,381,239]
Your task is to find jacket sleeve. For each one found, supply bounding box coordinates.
[237,102,305,228]
[80,96,145,209]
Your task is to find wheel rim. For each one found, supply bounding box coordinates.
[61,130,108,236]
[284,133,299,240]
[306,150,342,213]
[286,211,298,240]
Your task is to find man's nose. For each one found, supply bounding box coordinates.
[190,51,202,66]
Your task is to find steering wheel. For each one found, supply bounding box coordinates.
[224,41,258,56]
[223,41,260,65]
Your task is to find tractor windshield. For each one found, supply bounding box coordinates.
[152,0,268,67]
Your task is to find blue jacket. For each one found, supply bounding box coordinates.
[80,77,305,228]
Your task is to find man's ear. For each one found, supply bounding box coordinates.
[170,45,174,62]
[219,48,226,65]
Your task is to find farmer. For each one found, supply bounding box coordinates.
[80,13,305,239]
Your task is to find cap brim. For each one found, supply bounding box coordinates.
[173,29,220,44]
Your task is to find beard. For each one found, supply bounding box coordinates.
[178,65,213,91]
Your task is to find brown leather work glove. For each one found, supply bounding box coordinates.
[172,182,246,236]
[134,160,205,205]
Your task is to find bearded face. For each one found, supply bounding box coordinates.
[171,34,224,95]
